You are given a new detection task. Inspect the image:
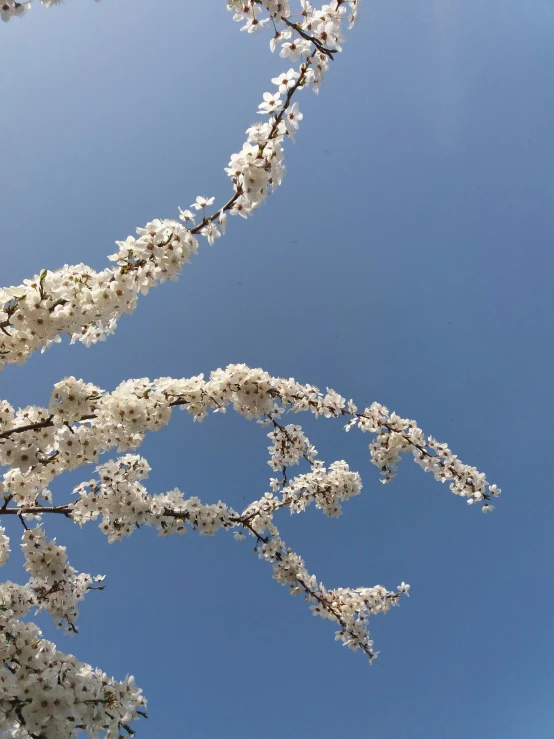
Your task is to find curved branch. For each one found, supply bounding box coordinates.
[1,2,352,370]
[0,365,499,515]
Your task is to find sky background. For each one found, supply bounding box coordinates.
[1,0,554,737]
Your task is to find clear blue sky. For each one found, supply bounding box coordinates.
[2,1,554,737]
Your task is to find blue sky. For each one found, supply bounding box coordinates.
[1,0,554,737]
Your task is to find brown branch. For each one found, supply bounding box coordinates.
[239,518,384,660]
[0,504,73,517]
[281,17,338,59]
[190,43,318,233]
[252,0,338,59]
[0,416,53,440]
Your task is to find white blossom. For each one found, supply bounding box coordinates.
[1,1,30,22]
[1,0,348,371]
[272,68,300,94]
[0,580,145,737]
[0,526,9,566]
[0,4,501,738]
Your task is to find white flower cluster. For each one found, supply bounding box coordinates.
[240,464,361,535]
[72,453,362,536]
[66,451,363,540]
[0,364,499,516]
[0,362,499,734]
[65,450,401,663]
[357,402,502,511]
[267,422,316,470]
[0,525,9,566]
[249,519,400,661]
[72,454,233,542]
[49,375,102,427]
[0,224,198,369]
[0,581,146,738]
[1,1,357,371]
[1,0,101,23]
[266,460,362,517]
[21,526,104,630]
[0,442,395,664]
[0,3,501,737]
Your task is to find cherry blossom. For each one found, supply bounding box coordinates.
[0,367,497,731]
[272,68,300,94]
[0,580,146,738]
[1,0,356,372]
[1,1,30,22]
[0,3,502,738]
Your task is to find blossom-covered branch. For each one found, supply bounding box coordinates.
[0,3,502,738]
[0,1,356,370]
[0,442,397,736]
[0,350,497,736]
[0,364,500,513]
[0,577,146,738]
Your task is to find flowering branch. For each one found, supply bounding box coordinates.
[2,447,406,661]
[0,3,502,738]
[0,579,146,738]
[0,358,500,734]
[0,0,353,371]
[0,443,395,737]
[0,365,500,511]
